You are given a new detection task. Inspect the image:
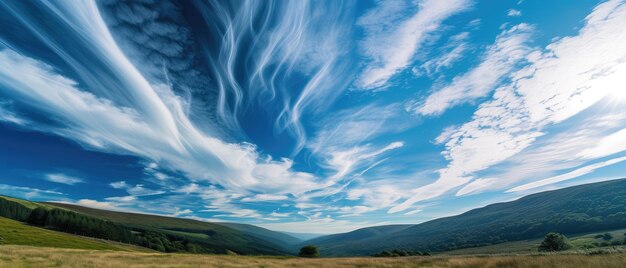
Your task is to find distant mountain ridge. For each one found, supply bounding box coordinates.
[305,178,626,256]
[281,231,325,241]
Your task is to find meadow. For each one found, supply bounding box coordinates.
[1,245,626,268]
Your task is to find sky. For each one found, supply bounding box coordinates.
[1,0,626,234]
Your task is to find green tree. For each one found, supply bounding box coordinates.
[603,233,613,240]
[538,232,571,251]
[298,245,320,258]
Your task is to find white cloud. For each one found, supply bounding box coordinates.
[0,184,65,200]
[104,195,136,202]
[578,128,626,159]
[356,0,471,90]
[258,216,383,234]
[109,181,128,189]
[241,194,289,202]
[391,0,626,213]
[410,23,534,116]
[414,32,470,77]
[404,209,422,215]
[269,211,290,218]
[508,156,626,192]
[108,180,165,196]
[325,142,404,181]
[456,178,498,196]
[507,9,522,17]
[0,10,322,198]
[172,207,193,217]
[45,174,84,185]
[76,199,119,211]
[0,100,28,125]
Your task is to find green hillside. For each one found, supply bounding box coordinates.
[308,178,626,256]
[47,202,292,255]
[0,196,290,255]
[0,216,148,251]
[217,222,302,247]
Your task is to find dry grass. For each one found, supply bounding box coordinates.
[2,245,626,268]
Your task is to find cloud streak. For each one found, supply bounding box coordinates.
[356,0,471,90]
[391,0,626,213]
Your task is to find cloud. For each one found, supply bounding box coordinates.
[241,194,290,202]
[325,142,404,181]
[409,23,534,116]
[413,32,470,77]
[45,174,84,185]
[0,100,28,125]
[0,1,324,198]
[75,199,119,211]
[258,215,384,234]
[578,128,626,159]
[456,178,498,196]
[108,180,166,196]
[508,156,626,192]
[356,0,471,90]
[391,0,626,213]
[0,184,65,200]
[507,9,522,17]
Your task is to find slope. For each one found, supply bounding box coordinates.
[309,178,626,256]
[217,222,302,247]
[47,202,292,254]
[0,216,149,251]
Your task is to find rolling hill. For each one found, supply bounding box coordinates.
[0,195,293,255]
[46,202,294,255]
[216,222,302,248]
[305,178,626,256]
[0,216,150,251]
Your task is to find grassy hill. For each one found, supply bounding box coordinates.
[217,222,302,247]
[46,202,292,255]
[0,217,149,251]
[0,196,291,255]
[307,178,626,256]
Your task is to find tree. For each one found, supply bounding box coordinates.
[538,232,571,252]
[298,245,320,258]
[602,233,613,241]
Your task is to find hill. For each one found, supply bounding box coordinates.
[0,195,290,255]
[307,178,626,256]
[0,216,149,251]
[216,222,302,247]
[281,231,324,241]
[46,202,292,255]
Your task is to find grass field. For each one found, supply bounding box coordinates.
[1,245,626,268]
[442,228,626,255]
[0,217,151,252]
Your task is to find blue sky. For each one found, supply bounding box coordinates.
[1,0,626,233]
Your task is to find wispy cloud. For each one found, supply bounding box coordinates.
[409,23,534,116]
[391,0,626,213]
[507,9,522,17]
[241,194,290,203]
[508,156,626,192]
[45,174,84,185]
[413,32,471,77]
[0,0,323,198]
[0,184,65,200]
[356,0,471,90]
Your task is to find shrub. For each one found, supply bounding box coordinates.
[298,245,320,258]
[538,232,571,252]
[603,233,613,241]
